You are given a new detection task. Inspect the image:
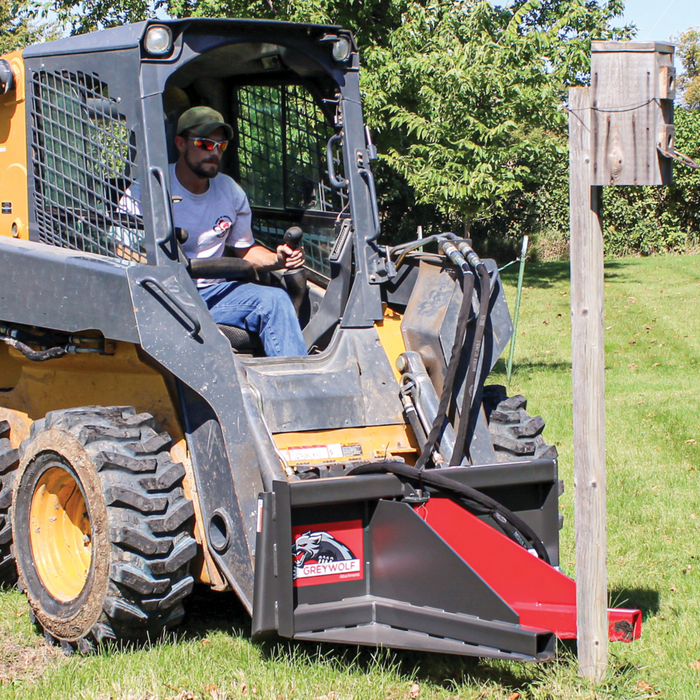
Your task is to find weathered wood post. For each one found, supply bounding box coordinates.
[569,85,607,681]
[569,41,675,681]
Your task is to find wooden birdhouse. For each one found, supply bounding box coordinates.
[590,41,675,186]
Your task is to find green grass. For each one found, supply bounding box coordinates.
[2,254,700,699]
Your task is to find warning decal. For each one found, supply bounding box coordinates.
[280,443,364,464]
[292,520,364,587]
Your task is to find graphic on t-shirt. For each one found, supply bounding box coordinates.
[214,216,233,236]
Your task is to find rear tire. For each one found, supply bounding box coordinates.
[12,406,196,649]
[483,385,558,463]
[0,420,19,585]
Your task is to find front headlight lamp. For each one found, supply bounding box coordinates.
[144,25,173,57]
[332,37,352,62]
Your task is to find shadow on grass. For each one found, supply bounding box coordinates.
[255,628,644,694]
[500,259,628,290]
[174,588,535,692]
[257,637,531,693]
[500,260,570,289]
[175,585,251,641]
[610,588,660,621]
[509,360,572,374]
[164,586,650,693]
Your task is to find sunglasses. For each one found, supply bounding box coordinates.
[188,136,228,152]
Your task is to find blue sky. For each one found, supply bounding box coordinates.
[615,0,700,42]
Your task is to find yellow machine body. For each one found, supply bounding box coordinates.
[0,51,28,241]
[0,310,413,589]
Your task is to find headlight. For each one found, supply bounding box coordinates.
[144,25,173,57]
[332,37,351,62]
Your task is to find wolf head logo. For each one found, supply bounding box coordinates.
[292,531,355,577]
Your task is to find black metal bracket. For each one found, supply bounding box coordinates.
[137,276,201,338]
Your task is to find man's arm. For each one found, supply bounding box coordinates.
[223,180,304,271]
[230,243,305,272]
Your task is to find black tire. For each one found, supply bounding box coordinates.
[483,385,558,463]
[0,420,19,585]
[12,406,197,649]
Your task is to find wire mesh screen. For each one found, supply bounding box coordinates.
[236,84,345,213]
[236,84,345,278]
[30,70,145,264]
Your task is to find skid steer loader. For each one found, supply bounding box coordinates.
[0,19,641,659]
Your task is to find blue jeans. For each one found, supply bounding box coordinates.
[199,281,307,357]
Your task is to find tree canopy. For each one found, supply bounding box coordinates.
[13,0,699,258]
[362,0,629,229]
[50,0,629,236]
[0,0,59,54]
[674,26,700,109]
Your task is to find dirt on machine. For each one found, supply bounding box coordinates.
[0,19,641,658]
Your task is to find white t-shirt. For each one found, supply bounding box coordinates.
[119,164,255,287]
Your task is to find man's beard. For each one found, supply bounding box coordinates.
[185,150,219,179]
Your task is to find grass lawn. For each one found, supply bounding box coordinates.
[1,253,700,699]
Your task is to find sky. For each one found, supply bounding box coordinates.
[615,0,700,43]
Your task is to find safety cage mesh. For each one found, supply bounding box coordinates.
[30,70,145,264]
[235,84,346,277]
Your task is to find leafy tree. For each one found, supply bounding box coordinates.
[68,0,625,234]
[362,0,630,239]
[54,0,403,43]
[52,0,631,253]
[0,0,60,54]
[674,26,700,109]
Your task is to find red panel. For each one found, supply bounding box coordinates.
[291,520,364,588]
[420,498,640,641]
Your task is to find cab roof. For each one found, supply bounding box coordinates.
[23,18,343,58]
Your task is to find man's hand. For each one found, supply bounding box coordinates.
[237,242,305,271]
[276,243,305,270]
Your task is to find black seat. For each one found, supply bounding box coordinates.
[185,257,265,354]
[216,324,264,355]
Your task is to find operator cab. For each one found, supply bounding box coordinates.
[159,32,350,350]
[22,20,375,354]
[157,24,363,355]
[163,36,348,280]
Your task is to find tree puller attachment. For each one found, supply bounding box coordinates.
[252,235,641,661]
[0,18,640,659]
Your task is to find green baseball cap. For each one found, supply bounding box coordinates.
[177,106,233,140]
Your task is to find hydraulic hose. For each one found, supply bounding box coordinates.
[414,270,475,471]
[2,337,69,361]
[390,233,451,269]
[451,261,491,465]
[399,387,429,453]
[347,460,551,564]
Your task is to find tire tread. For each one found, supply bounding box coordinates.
[16,406,196,647]
[483,385,558,463]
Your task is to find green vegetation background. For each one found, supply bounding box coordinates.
[5,0,700,262]
[3,254,700,699]
[2,3,700,695]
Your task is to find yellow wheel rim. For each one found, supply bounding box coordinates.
[29,465,92,602]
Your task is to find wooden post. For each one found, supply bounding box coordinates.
[569,87,608,681]
[567,41,675,682]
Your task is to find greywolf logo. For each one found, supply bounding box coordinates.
[292,531,358,580]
